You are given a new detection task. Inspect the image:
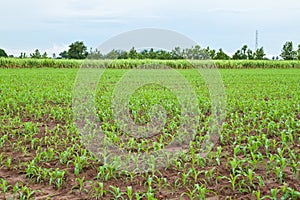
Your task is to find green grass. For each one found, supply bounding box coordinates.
[0,68,299,199]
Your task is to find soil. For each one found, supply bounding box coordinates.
[0,115,299,200]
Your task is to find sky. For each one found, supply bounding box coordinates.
[1,0,300,58]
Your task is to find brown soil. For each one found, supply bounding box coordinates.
[0,115,299,200]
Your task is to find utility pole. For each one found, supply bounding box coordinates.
[255,30,258,51]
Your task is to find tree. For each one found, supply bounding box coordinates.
[88,48,103,59]
[19,52,27,58]
[116,51,127,59]
[171,47,183,59]
[232,50,243,60]
[156,50,172,60]
[128,47,138,59]
[247,49,254,60]
[30,49,41,59]
[214,48,230,60]
[184,47,191,59]
[67,41,88,59]
[254,47,266,60]
[232,45,249,60]
[232,45,265,60]
[42,52,48,59]
[241,45,248,55]
[298,44,300,60]
[280,41,297,60]
[0,49,8,58]
[105,49,118,59]
[148,48,157,59]
[59,51,68,59]
[139,49,149,59]
[208,49,216,59]
[192,45,201,59]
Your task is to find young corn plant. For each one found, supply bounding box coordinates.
[93,182,106,199]
[49,168,66,189]
[19,185,35,200]
[0,178,9,194]
[124,186,133,200]
[74,177,87,193]
[109,185,124,200]
[218,173,241,191]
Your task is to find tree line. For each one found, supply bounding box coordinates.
[1,41,300,60]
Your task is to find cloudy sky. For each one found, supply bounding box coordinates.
[1,0,300,57]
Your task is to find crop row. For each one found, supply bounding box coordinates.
[1,58,300,69]
[0,68,299,199]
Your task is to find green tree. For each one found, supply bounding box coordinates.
[105,49,118,59]
[67,41,88,59]
[232,45,264,60]
[19,52,27,58]
[214,48,230,60]
[184,47,192,59]
[128,47,138,59]
[117,51,128,59]
[148,48,157,59]
[254,47,266,60]
[232,45,248,60]
[156,50,172,60]
[208,49,216,59]
[247,49,254,60]
[171,47,183,59]
[30,49,41,59]
[280,41,297,60]
[139,49,149,59]
[59,51,68,59]
[297,44,300,60]
[232,50,243,59]
[42,52,48,59]
[188,45,204,59]
[88,48,103,59]
[241,45,248,55]
[0,49,8,58]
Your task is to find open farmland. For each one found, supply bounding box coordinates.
[0,66,299,199]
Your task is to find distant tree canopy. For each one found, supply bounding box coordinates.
[254,47,266,60]
[102,46,218,60]
[0,49,8,58]
[54,40,300,60]
[214,48,231,60]
[232,45,266,60]
[68,41,88,59]
[59,51,68,59]
[99,45,267,60]
[30,49,48,59]
[87,48,103,59]
[30,49,41,59]
[58,41,88,59]
[298,44,300,60]
[280,41,297,60]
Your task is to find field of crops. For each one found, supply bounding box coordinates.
[0,67,299,199]
[1,58,300,69]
